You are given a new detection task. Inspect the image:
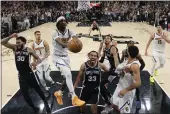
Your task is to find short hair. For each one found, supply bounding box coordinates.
[128,45,139,58]
[16,36,27,44]
[88,50,99,58]
[34,31,40,34]
[105,35,113,41]
[127,40,135,44]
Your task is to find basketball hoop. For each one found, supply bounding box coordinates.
[77,0,91,11]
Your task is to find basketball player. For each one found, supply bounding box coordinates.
[52,16,85,106]
[74,51,117,114]
[145,25,167,83]
[1,33,51,113]
[103,45,141,113]
[32,31,55,93]
[98,35,121,113]
[88,21,101,37]
[121,40,145,110]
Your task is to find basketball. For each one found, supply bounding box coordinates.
[68,38,83,53]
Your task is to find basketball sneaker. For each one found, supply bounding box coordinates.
[136,100,141,110]
[154,69,159,76]
[54,90,63,105]
[72,96,85,106]
[101,104,113,114]
[33,107,40,113]
[150,76,155,83]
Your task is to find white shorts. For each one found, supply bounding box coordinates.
[36,60,50,73]
[152,51,165,65]
[52,55,71,76]
[111,85,135,113]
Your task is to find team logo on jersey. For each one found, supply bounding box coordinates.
[61,38,69,43]
[125,106,129,112]
[123,67,130,73]
[16,51,21,55]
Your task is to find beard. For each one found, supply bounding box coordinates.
[16,44,24,51]
[57,23,66,32]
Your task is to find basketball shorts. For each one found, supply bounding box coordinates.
[36,60,50,73]
[152,51,165,65]
[52,55,71,77]
[92,27,99,31]
[18,71,40,88]
[110,85,135,113]
[80,86,100,104]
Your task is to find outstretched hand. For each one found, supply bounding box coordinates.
[9,33,18,38]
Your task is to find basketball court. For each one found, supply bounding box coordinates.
[1,22,170,113]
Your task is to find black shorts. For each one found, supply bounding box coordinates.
[80,86,99,104]
[101,72,110,82]
[92,27,99,31]
[18,71,39,89]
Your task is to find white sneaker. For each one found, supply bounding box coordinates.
[101,104,113,114]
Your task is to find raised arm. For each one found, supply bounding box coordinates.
[120,50,125,63]
[74,63,85,88]
[162,32,170,43]
[1,33,17,50]
[110,46,120,67]
[98,41,104,58]
[145,33,154,56]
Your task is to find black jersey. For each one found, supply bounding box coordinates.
[15,47,32,74]
[83,62,101,88]
[123,48,129,61]
[104,45,120,69]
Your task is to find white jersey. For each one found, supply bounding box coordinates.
[153,33,166,53]
[52,29,75,56]
[34,40,47,60]
[118,60,141,89]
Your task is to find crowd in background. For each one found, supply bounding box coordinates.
[1,1,170,38]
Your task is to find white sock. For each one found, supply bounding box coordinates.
[65,76,76,98]
[44,71,55,84]
[155,64,164,70]
[151,62,157,76]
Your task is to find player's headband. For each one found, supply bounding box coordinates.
[56,16,66,25]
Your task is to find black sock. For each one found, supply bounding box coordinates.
[61,80,67,92]
[136,88,140,101]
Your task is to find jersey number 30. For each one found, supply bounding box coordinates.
[17,56,25,61]
[88,76,96,81]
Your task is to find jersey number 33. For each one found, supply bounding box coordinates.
[88,76,96,81]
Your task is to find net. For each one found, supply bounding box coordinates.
[77,0,91,11]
